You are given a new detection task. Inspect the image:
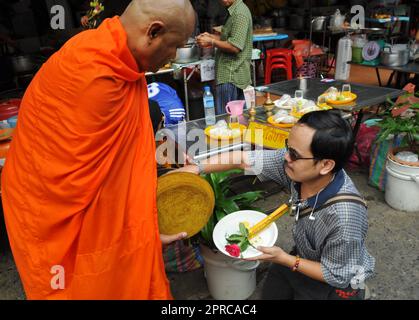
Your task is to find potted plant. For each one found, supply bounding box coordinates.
[195,169,265,300]
[375,84,419,212]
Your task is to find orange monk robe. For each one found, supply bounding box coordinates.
[1,17,172,300]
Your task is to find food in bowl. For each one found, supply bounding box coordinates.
[272,110,297,124]
[208,120,241,138]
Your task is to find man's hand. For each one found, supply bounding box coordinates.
[165,152,200,175]
[160,232,187,245]
[246,245,289,264]
[196,34,214,48]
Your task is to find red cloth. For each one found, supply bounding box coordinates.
[292,40,324,68]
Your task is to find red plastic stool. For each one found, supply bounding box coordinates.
[265,64,291,84]
[265,48,293,84]
[265,48,293,68]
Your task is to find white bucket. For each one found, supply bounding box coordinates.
[385,156,419,212]
[200,245,260,300]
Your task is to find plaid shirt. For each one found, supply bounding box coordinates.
[247,149,376,288]
[215,0,252,90]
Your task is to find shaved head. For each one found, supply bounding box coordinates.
[120,0,196,72]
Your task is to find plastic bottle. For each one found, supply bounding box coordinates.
[203,86,216,126]
[335,35,353,80]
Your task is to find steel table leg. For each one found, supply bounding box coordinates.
[375,68,382,87]
[386,71,396,87]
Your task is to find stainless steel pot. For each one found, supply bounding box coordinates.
[311,16,327,32]
[174,44,200,64]
[380,46,410,67]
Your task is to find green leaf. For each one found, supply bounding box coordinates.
[228,191,264,204]
[226,234,245,243]
[200,215,215,247]
[219,199,240,214]
[209,173,223,200]
[238,205,263,212]
[239,239,249,252]
[214,209,226,223]
[200,169,266,250]
[217,169,243,185]
[239,222,249,237]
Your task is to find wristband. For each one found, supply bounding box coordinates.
[292,255,300,272]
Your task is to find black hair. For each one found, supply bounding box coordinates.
[297,110,354,173]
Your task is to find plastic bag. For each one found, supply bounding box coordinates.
[395,152,418,163]
[348,123,380,170]
[368,135,403,191]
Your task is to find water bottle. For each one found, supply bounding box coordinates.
[203,86,216,126]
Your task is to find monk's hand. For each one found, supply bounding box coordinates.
[160,232,188,246]
[81,16,89,27]
[245,245,288,264]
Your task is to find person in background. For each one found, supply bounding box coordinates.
[196,0,252,115]
[177,110,375,300]
[1,0,196,299]
[413,29,419,87]
[148,82,186,126]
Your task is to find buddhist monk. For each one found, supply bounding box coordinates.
[1,0,196,299]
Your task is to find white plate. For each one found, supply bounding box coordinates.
[213,210,278,259]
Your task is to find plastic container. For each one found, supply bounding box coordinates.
[200,245,259,300]
[225,100,245,116]
[385,154,419,212]
[335,35,353,80]
[203,86,216,126]
[352,47,363,63]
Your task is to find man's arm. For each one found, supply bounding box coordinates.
[196,33,240,54]
[175,151,250,175]
[249,246,325,283]
[212,37,241,54]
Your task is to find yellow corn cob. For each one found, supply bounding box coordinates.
[248,204,288,239]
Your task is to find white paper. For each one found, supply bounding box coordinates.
[200,59,215,82]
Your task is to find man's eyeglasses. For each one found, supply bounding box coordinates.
[285,139,318,162]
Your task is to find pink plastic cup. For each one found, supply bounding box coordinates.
[225,100,245,116]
